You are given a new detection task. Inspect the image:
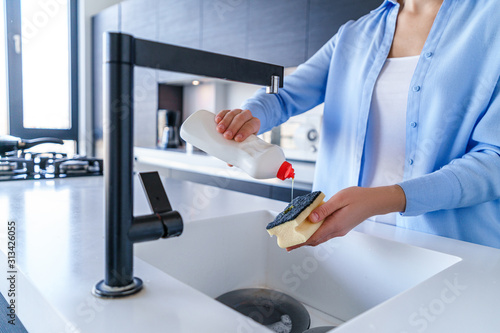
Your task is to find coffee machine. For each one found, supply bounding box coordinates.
[157,109,181,149]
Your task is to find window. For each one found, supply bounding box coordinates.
[0,1,7,136]
[3,0,78,153]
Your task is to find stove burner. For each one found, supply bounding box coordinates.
[59,160,89,174]
[0,160,18,173]
[0,157,35,177]
[54,157,103,177]
[0,153,103,181]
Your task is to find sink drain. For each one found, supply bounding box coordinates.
[303,326,337,332]
[215,288,310,333]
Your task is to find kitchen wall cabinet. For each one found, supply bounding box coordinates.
[157,0,203,83]
[247,0,308,67]
[121,0,159,148]
[307,0,381,59]
[201,0,248,59]
[91,4,119,157]
[157,0,201,48]
[120,0,157,39]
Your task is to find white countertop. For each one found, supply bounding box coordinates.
[0,176,286,332]
[134,146,315,190]
[1,176,500,332]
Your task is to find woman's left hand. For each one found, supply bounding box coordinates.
[286,185,407,251]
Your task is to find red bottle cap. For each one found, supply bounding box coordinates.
[276,161,295,180]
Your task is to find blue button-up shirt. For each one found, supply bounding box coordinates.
[242,0,500,248]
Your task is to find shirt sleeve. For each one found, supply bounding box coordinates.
[241,27,342,134]
[399,78,500,216]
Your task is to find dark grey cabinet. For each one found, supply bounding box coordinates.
[158,0,202,48]
[247,0,308,67]
[307,0,381,59]
[157,0,202,83]
[91,5,119,157]
[201,0,248,59]
[121,0,159,148]
[121,0,158,39]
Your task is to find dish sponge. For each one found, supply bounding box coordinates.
[266,191,326,248]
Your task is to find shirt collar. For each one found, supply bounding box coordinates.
[385,0,399,5]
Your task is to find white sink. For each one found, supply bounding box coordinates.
[135,210,461,328]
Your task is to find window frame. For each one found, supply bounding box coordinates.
[4,0,79,144]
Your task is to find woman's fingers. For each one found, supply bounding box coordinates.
[286,196,348,251]
[292,206,349,250]
[215,109,242,136]
[234,117,261,142]
[215,109,230,124]
[308,192,346,223]
[215,109,260,142]
[224,109,254,140]
[286,186,382,251]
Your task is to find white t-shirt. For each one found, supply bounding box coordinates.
[362,55,420,225]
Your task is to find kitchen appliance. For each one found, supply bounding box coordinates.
[0,152,103,181]
[293,123,319,153]
[157,109,181,149]
[0,135,64,155]
[0,135,103,181]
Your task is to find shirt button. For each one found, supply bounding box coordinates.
[408,159,414,165]
[410,122,417,128]
[413,85,421,92]
[425,52,433,58]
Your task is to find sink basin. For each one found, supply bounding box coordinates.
[135,210,461,328]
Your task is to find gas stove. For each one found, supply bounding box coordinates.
[0,152,103,181]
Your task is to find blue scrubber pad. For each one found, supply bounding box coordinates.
[266,191,322,230]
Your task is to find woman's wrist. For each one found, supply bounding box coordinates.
[378,185,407,215]
[365,185,407,217]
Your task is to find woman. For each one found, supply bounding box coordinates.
[215,0,500,249]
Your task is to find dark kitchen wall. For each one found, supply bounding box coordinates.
[91,0,381,157]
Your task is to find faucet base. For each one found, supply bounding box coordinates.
[92,277,143,298]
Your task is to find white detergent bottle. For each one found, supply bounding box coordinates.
[180,109,295,180]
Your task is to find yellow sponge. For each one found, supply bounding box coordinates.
[266,191,325,248]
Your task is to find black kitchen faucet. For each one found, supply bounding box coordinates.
[93,32,284,298]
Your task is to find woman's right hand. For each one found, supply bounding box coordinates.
[215,109,260,142]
